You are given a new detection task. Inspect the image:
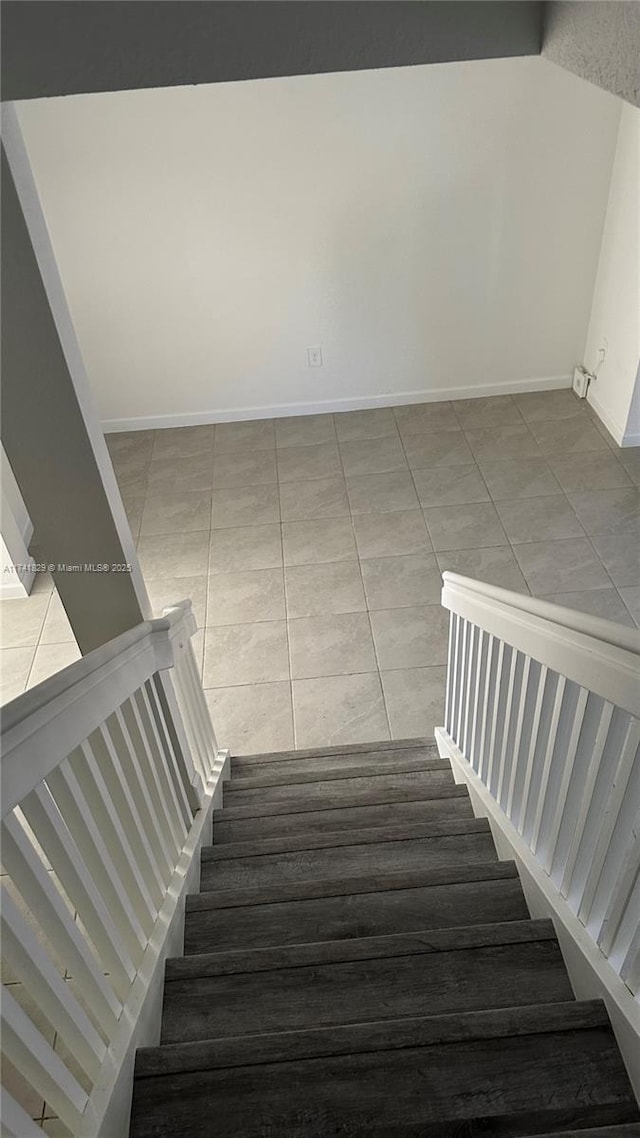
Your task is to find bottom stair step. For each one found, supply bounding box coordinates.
[161,918,573,1044]
[184,861,529,953]
[131,1001,640,1137]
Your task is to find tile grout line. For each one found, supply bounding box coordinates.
[334,412,393,746]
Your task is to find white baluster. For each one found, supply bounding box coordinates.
[1,814,121,1036]
[1,886,106,1080]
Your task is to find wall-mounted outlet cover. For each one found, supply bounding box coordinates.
[573,366,590,399]
[307,346,323,368]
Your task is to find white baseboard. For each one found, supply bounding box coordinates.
[587,389,640,448]
[0,569,35,600]
[102,375,572,433]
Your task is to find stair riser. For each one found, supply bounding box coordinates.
[200,832,497,890]
[161,940,573,1044]
[184,877,530,954]
[213,796,474,843]
[131,1027,638,1137]
[223,768,455,806]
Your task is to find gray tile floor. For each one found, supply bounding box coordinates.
[1,391,639,756]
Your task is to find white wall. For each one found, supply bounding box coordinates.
[15,56,622,430]
[584,101,640,446]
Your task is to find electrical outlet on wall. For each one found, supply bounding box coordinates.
[307,346,323,368]
[573,366,590,399]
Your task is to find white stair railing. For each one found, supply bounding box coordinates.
[0,600,228,1137]
[436,572,640,1001]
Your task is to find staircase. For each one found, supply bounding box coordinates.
[129,738,640,1137]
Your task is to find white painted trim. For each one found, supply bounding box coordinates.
[101,375,573,433]
[79,752,229,1138]
[587,388,627,448]
[0,572,36,600]
[434,726,640,1104]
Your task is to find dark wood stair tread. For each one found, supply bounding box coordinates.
[229,746,443,783]
[230,737,433,766]
[160,919,573,1044]
[213,790,474,843]
[203,815,491,860]
[131,1002,639,1137]
[184,862,530,953]
[199,819,496,890]
[213,780,470,824]
[224,766,456,806]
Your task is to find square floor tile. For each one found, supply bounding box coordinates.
[282,518,357,566]
[276,443,342,483]
[495,495,584,544]
[147,452,213,494]
[1,647,35,703]
[279,478,349,521]
[214,419,275,453]
[370,605,449,670]
[402,431,474,470]
[203,621,289,687]
[542,589,636,627]
[360,553,441,609]
[293,672,389,748]
[619,586,640,627]
[288,612,376,679]
[151,425,214,461]
[547,452,632,492]
[334,408,398,441]
[205,681,293,754]
[381,666,446,739]
[513,538,612,595]
[137,531,210,579]
[567,489,640,537]
[464,424,541,462]
[206,568,285,625]
[285,561,366,618]
[436,546,529,593]
[393,402,459,435]
[27,642,81,688]
[209,524,282,574]
[588,533,640,588]
[213,451,277,488]
[529,418,609,454]
[212,485,280,528]
[107,429,154,461]
[478,457,560,500]
[40,593,75,645]
[121,490,145,538]
[275,414,336,448]
[452,395,522,428]
[346,472,419,514]
[618,448,640,487]
[339,436,407,477]
[108,432,154,486]
[413,465,489,507]
[513,389,586,422]
[140,490,212,536]
[145,575,207,628]
[352,511,431,558]
[424,502,507,551]
[0,594,49,648]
